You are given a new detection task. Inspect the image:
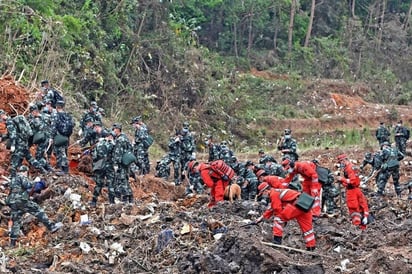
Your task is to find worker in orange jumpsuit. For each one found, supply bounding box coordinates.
[281,158,322,217]
[256,169,288,189]
[255,182,316,251]
[188,161,228,207]
[337,154,369,230]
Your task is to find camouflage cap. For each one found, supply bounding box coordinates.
[90,101,98,107]
[29,104,38,112]
[84,116,94,123]
[131,116,141,124]
[41,79,49,85]
[112,123,122,130]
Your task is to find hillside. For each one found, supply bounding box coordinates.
[0,75,411,273]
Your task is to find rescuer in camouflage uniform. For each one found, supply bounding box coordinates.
[375,122,391,147]
[131,116,151,175]
[258,149,276,165]
[27,105,53,170]
[155,155,171,179]
[277,129,299,161]
[218,141,235,165]
[79,101,102,135]
[168,132,182,185]
[6,165,61,247]
[394,120,409,155]
[50,101,72,173]
[112,123,134,203]
[40,99,55,159]
[0,110,45,176]
[77,116,98,147]
[312,159,338,214]
[231,159,258,200]
[179,125,196,180]
[90,122,116,206]
[205,135,220,162]
[376,141,404,197]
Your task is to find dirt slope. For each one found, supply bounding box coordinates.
[0,75,411,273]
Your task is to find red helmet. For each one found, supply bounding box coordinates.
[256,169,267,178]
[281,158,290,167]
[187,160,198,173]
[257,182,270,196]
[337,154,347,161]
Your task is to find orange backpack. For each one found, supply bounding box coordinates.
[209,160,235,181]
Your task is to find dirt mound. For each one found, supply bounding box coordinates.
[0,75,31,115]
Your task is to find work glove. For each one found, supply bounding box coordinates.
[34,177,41,183]
[78,129,83,137]
[75,140,81,145]
[114,165,119,172]
[361,216,368,225]
[49,138,53,145]
[10,145,15,152]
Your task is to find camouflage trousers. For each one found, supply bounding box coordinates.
[377,166,401,195]
[8,199,53,240]
[34,140,49,162]
[54,144,69,172]
[240,179,258,200]
[10,144,42,176]
[93,166,115,202]
[322,184,338,213]
[114,166,133,199]
[135,150,150,175]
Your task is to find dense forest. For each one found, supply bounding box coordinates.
[1,0,411,148]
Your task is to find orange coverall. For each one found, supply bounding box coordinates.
[339,160,369,230]
[198,163,229,207]
[262,188,316,248]
[284,161,322,217]
[263,175,289,189]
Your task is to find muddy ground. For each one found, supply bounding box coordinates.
[0,75,411,273]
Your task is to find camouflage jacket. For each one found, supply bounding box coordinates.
[180,133,195,154]
[394,125,409,140]
[5,117,17,146]
[208,143,221,162]
[92,138,114,164]
[134,124,149,150]
[6,174,32,205]
[375,125,390,141]
[80,126,98,146]
[168,136,181,158]
[28,113,51,137]
[80,110,102,130]
[259,154,277,165]
[112,133,133,166]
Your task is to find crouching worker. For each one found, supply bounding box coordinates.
[255,182,316,251]
[6,165,62,247]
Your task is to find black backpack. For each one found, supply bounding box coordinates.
[56,112,74,137]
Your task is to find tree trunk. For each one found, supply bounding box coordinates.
[288,0,296,55]
[304,0,316,47]
[247,7,254,58]
[351,0,356,18]
[403,0,412,30]
[233,23,238,59]
[377,0,386,50]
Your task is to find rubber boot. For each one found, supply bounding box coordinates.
[62,166,69,174]
[273,236,282,245]
[306,246,316,251]
[10,238,16,247]
[128,195,134,204]
[108,195,115,204]
[121,195,128,203]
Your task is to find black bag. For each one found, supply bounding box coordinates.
[121,151,137,167]
[143,135,154,148]
[316,166,330,185]
[295,193,315,212]
[54,134,69,147]
[56,112,74,137]
[93,158,106,172]
[32,132,46,144]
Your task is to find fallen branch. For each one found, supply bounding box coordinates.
[261,241,334,258]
